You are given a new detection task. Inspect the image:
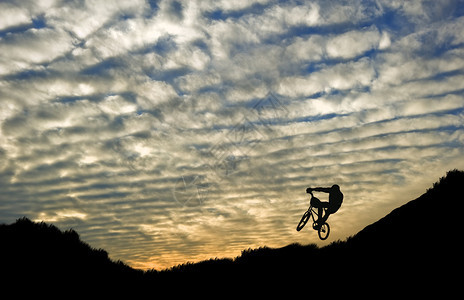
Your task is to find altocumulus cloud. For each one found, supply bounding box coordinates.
[1,0,464,269]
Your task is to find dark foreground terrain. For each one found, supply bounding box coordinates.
[1,170,461,295]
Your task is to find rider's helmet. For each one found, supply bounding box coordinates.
[331,184,340,191]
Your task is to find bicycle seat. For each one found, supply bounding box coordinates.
[310,196,321,206]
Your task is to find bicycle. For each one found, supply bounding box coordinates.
[296,191,330,240]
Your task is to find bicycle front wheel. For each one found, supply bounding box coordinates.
[318,223,330,240]
[296,210,310,231]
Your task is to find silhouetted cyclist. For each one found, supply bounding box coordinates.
[306,185,343,229]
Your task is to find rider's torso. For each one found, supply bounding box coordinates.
[329,191,343,210]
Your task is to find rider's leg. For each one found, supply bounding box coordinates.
[320,212,331,224]
[317,207,323,223]
[316,202,329,226]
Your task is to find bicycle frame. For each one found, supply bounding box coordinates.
[308,191,326,221]
[296,191,331,240]
[307,206,318,227]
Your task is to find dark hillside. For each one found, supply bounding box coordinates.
[1,170,461,294]
[159,170,463,289]
[339,169,462,260]
[0,217,148,294]
[321,170,463,284]
[350,169,461,244]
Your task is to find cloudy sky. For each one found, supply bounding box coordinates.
[1,0,464,269]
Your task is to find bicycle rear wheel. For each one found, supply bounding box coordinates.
[318,222,330,240]
[296,210,311,231]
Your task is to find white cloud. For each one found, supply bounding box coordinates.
[84,18,162,59]
[0,28,75,75]
[208,20,260,59]
[326,26,381,59]
[375,34,464,87]
[99,95,137,116]
[285,35,325,62]
[208,0,271,12]
[46,0,148,39]
[277,58,375,97]
[136,80,178,109]
[378,31,391,49]
[284,27,386,65]
[262,3,320,28]
[35,210,88,223]
[0,3,30,30]
[176,71,221,93]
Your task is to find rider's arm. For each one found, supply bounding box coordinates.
[312,187,331,193]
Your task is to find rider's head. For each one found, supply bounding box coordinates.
[331,184,340,191]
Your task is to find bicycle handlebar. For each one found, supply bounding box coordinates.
[306,187,314,195]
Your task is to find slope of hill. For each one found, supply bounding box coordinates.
[351,168,461,244]
[154,169,463,289]
[321,169,462,285]
[0,217,149,294]
[1,170,461,294]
